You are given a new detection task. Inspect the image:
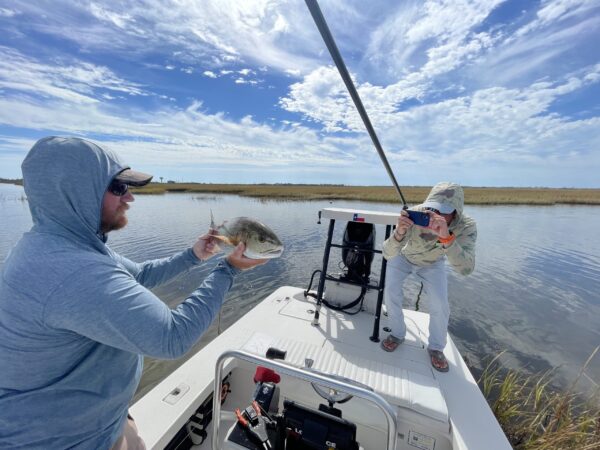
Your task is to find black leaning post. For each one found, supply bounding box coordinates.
[312,218,336,327]
[370,224,392,342]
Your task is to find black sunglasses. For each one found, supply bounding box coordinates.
[108,180,129,196]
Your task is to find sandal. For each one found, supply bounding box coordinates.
[428,349,449,372]
[381,335,404,352]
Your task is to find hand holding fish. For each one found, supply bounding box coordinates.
[226,243,268,270]
[210,211,284,259]
[192,228,221,261]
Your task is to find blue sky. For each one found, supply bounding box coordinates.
[0,0,598,187]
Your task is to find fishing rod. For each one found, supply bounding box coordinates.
[304,0,407,206]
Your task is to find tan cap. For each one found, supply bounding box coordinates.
[114,168,153,187]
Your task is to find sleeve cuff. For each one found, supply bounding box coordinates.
[187,247,203,265]
[219,258,242,276]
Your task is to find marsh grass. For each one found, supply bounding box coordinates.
[2,179,598,204]
[130,184,600,205]
[479,348,600,449]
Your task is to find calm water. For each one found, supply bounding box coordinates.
[1,183,599,401]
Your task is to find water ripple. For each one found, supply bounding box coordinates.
[2,186,600,396]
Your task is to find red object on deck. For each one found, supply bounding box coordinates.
[253,366,281,384]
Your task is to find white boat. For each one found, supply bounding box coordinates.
[131,208,512,450]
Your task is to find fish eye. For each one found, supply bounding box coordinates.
[259,236,265,243]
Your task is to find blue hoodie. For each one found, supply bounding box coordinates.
[0,137,238,449]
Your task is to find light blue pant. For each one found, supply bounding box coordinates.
[384,254,449,351]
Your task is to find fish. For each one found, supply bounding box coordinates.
[210,211,284,259]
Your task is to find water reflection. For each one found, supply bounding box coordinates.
[1,185,599,400]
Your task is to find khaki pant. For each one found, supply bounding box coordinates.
[384,254,449,351]
[110,415,146,450]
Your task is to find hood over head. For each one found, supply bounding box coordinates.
[422,182,465,217]
[21,136,144,248]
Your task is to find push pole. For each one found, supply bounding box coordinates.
[304,0,407,207]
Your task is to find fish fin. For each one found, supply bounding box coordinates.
[212,235,235,246]
[210,210,227,231]
[220,220,230,234]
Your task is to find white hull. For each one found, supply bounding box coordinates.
[131,285,511,450]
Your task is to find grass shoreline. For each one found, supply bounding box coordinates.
[132,183,600,205]
[479,349,600,449]
[2,179,598,204]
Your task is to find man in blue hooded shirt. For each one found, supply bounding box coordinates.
[0,137,266,449]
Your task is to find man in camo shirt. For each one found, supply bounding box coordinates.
[381,182,477,372]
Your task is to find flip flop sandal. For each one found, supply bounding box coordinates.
[428,349,449,372]
[381,335,404,352]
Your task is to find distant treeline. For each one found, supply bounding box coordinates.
[2,179,599,204]
[0,178,23,186]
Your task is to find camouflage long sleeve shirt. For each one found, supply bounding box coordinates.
[382,182,477,276]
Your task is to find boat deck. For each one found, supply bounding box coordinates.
[131,286,511,449]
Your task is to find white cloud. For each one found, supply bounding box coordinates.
[405,0,504,43]
[0,8,18,17]
[474,13,600,86]
[516,0,599,36]
[284,69,300,77]
[0,56,360,175]
[281,66,405,132]
[234,78,247,84]
[280,63,600,174]
[90,3,135,29]
[366,0,504,84]
[3,0,320,74]
[0,136,32,179]
[203,70,217,78]
[0,47,146,104]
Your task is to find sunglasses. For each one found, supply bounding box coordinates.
[108,180,129,196]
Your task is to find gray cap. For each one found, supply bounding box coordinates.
[114,168,153,187]
[422,200,455,214]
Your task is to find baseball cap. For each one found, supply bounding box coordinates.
[422,200,455,214]
[114,168,153,187]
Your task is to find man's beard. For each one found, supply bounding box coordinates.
[101,206,129,233]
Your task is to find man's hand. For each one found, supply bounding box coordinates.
[394,210,413,240]
[427,212,450,238]
[227,243,268,270]
[193,228,221,261]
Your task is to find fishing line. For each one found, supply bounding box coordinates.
[304,0,407,206]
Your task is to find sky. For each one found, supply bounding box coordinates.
[0,0,599,187]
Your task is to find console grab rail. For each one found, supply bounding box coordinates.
[212,349,398,450]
